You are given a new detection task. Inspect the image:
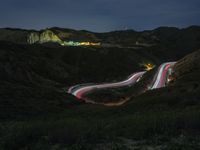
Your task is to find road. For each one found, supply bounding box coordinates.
[68,71,145,99]
[150,62,176,89]
[68,62,176,101]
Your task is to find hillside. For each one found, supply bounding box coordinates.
[173,49,200,83]
[0,41,161,120]
[81,48,200,103]
[0,28,30,44]
[0,27,200,149]
[1,26,200,60]
[0,49,200,149]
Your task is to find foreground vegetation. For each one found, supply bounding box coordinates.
[1,84,200,149]
[1,26,200,149]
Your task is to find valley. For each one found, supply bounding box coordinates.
[0,26,200,149]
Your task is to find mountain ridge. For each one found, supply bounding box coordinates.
[1,25,200,149]
[1,25,200,44]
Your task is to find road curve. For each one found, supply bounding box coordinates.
[150,62,176,89]
[68,71,146,100]
[68,62,176,101]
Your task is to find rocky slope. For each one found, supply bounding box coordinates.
[1,26,200,59]
[0,26,200,149]
[27,30,62,44]
[0,41,161,119]
[0,28,30,44]
[1,49,200,150]
[84,49,200,104]
[173,49,200,80]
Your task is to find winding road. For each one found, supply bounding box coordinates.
[150,62,176,89]
[68,62,176,101]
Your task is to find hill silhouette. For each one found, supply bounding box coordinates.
[0,26,200,149]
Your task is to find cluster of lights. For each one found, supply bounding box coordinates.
[141,63,155,71]
[144,63,155,71]
[61,41,101,46]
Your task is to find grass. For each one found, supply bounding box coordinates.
[1,104,200,149]
[1,78,200,149]
[0,41,200,149]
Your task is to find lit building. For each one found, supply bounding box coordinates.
[61,41,101,46]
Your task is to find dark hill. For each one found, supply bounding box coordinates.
[0,27,200,149]
[1,49,200,149]
[1,26,200,60]
[0,41,160,120]
[0,28,29,44]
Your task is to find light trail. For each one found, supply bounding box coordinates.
[68,71,145,100]
[150,62,176,89]
[67,62,176,103]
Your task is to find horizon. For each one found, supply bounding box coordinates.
[1,25,199,33]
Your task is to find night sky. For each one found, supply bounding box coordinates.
[0,0,200,32]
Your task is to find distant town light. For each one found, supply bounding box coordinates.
[61,41,101,46]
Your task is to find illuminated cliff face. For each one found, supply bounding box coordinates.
[27,30,62,44]
[27,32,40,44]
[27,30,100,46]
[39,30,62,43]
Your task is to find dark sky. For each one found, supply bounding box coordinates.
[0,0,200,32]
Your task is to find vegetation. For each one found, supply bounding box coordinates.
[0,27,200,149]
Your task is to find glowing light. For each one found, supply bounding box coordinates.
[28,31,101,47]
[143,63,155,71]
[80,42,101,46]
[61,41,101,46]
